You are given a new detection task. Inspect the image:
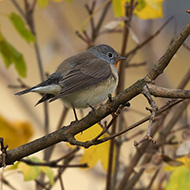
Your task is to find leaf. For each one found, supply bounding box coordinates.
[0,32,27,77]
[26,157,54,185]
[7,161,20,170]
[135,0,164,19]
[166,166,190,190]
[0,34,13,67]
[53,0,72,2]
[8,157,54,185]
[9,13,35,43]
[0,113,33,149]
[40,165,54,185]
[112,0,125,18]
[19,158,41,181]
[135,0,147,11]
[75,124,116,171]
[37,0,72,7]
[164,156,190,189]
[37,0,49,8]
[112,0,164,20]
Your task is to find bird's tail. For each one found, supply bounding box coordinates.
[15,87,35,96]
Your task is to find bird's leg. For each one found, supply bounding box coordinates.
[72,105,78,121]
[87,103,103,125]
[108,93,113,103]
[87,103,96,111]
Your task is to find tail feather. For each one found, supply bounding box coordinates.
[35,94,55,106]
[15,72,62,96]
[15,87,35,96]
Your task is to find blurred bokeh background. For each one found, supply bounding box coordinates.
[0,0,189,189]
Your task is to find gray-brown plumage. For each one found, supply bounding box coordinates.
[15,44,126,119]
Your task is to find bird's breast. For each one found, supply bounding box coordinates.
[61,74,118,109]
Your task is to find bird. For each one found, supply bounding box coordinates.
[15,44,126,120]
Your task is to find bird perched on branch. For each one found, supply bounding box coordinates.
[15,44,126,120]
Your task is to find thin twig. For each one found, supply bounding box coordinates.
[75,31,89,44]
[20,159,88,168]
[126,16,174,57]
[11,0,26,19]
[93,0,111,41]
[134,85,158,145]
[85,1,96,40]
[92,104,125,142]
[94,99,183,146]
[58,170,65,190]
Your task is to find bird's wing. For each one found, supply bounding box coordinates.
[50,56,112,102]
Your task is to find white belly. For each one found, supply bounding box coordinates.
[61,75,118,108]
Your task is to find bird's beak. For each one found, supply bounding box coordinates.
[114,56,127,67]
[118,56,127,60]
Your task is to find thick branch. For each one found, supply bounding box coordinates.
[0,80,143,167]
[1,20,190,168]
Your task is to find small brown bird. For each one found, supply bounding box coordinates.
[15,44,126,120]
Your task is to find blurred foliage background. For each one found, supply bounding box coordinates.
[0,0,190,190]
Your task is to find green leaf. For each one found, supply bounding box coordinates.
[6,161,20,171]
[40,166,54,185]
[37,0,49,8]
[19,158,41,181]
[0,33,27,77]
[9,13,35,43]
[17,157,54,184]
[0,37,12,67]
[166,166,190,190]
[136,0,146,11]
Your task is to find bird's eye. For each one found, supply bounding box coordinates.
[107,52,114,58]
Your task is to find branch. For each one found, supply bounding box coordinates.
[20,159,88,168]
[117,67,190,190]
[134,85,158,146]
[125,16,175,57]
[145,21,190,81]
[11,0,26,19]
[1,20,190,167]
[147,83,190,98]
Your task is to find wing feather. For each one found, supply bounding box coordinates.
[50,57,112,102]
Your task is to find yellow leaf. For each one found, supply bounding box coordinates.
[164,156,190,189]
[135,0,164,19]
[164,156,190,171]
[166,166,190,190]
[0,113,33,149]
[6,161,19,170]
[112,0,164,20]
[75,124,116,171]
[176,156,190,167]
